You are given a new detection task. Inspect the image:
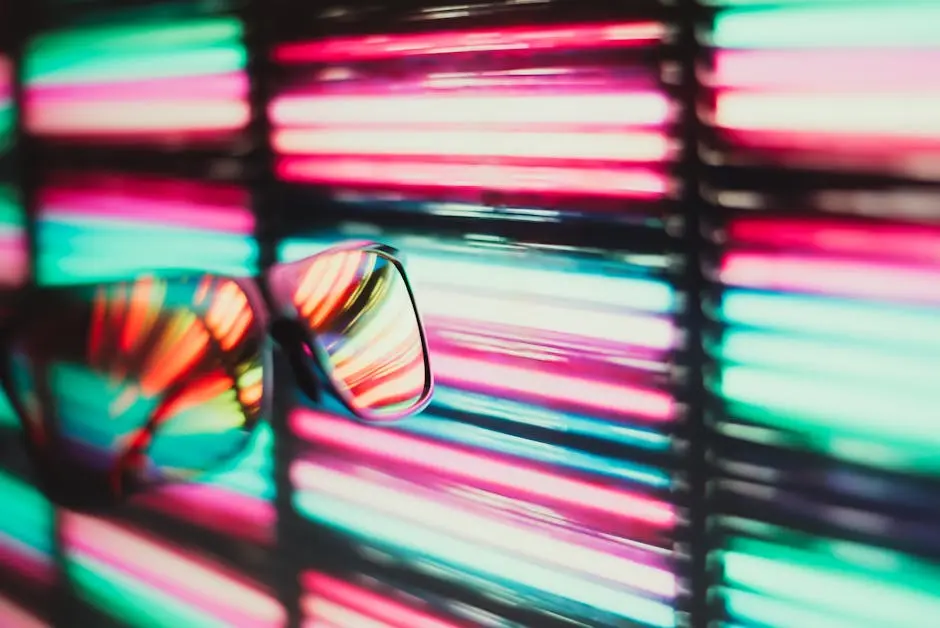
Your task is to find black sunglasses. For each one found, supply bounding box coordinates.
[0,240,434,507]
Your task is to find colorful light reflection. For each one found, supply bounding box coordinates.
[270,21,674,211]
[0,55,26,297]
[62,512,284,627]
[281,228,679,626]
[37,172,258,285]
[302,571,483,628]
[708,3,940,626]
[0,56,13,152]
[24,17,249,142]
[710,1,940,179]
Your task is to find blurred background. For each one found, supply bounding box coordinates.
[0,0,938,626]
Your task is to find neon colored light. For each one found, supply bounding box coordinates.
[277,157,667,198]
[403,415,670,486]
[295,461,676,597]
[716,93,940,139]
[27,101,251,136]
[0,56,12,151]
[275,22,665,62]
[280,237,676,315]
[29,18,244,59]
[41,179,254,234]
[720,252,940,305]
[271,21,672,204]
[727,219,940,265]
[270,92,670,127]
[292,410,675,528]
[722,534,940,626]
[0,472,55,586]
[714,50,940,91]
[420,291,677,351]
[64,513,285,626]
[427,389,673,453]
[272,128,672,162]
[0,594,45,628]
[280,233,677,446]
[27,47,246,85]
[717,329,938,390]
[28,71,248,102]
[719,290,940,351]
[37,174,258,284]
[713,4,940,49]
[293,481,675,627]
[303,572,460,628]
[432,352,674,421]
[24,17,249,139]
[135,483,274,545]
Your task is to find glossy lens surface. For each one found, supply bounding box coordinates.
[289,250,429,418]
[5,274,265,493]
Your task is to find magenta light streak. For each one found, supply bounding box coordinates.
[294,458,677,596]
[42,173,247,206]
[0,534,55,587]
[714,49,940,91]
[729,218,940,265]
[25,72,249,103]
[291,410,676,527]
[0,56,10,102]
[432,351,674,421]
[303,572,461,628]
[275,22,664,63]
[40,189,255,234]
[63,514,285,627]
[0,239,28,287]
[276,157,668,198]
[721,252,940,305]
[133,484,275,546]
[422,312,677,356]
[718,128,940,154]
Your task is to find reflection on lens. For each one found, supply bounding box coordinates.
[291,250,428,418]
[6,274,264,493]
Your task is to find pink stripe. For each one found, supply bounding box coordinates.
[275,22,664,62]
[303,572,460,628]
[0,242,27,286]
[729,219,940,265]
[135,484,274,545]
[433,351,674,421]
[721,252,940,305]
[0,533,55,587]
[277,157,668,199]
[40,194,254,235]
[42,175,246,205]
[0,595,47,628]
[0,56,10,102]
[26,73,248,103]
[63,514,285,626]
[292,410,675,527]
[715,49,940,91]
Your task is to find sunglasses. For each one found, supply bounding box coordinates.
[0,240,434,507]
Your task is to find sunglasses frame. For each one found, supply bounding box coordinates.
[0,240,434,500]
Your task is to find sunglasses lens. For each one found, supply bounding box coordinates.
[5,275,265,495]
[288,250,430,419]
